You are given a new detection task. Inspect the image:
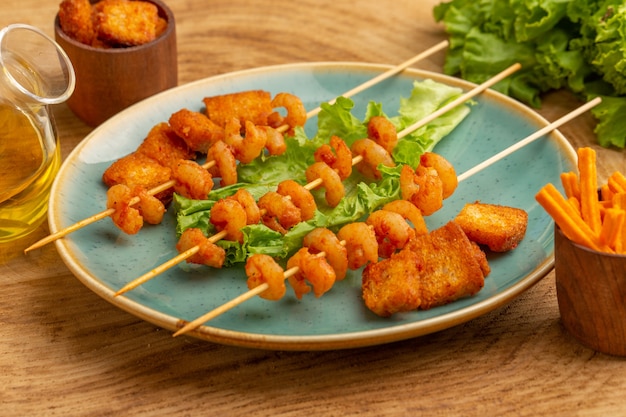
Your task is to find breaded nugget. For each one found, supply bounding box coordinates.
[102,152,173,203]
[454,202,528,252]
[94,0,159,46]
[405,221,486,310]
[203,90,273,128]
[169,109,225,153]
[58,0,96,45]
[362,249,422,317]
[136,122,195,169]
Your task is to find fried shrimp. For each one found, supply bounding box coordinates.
[206,140,238,186]
[171,159,214,200]
[305,162,345,207]
[169,109,225,153]
[314,135,353,180]
[258,191,302,234]
[419,152,458,199]
[351,138,395,180]
[287,247,336,299]
[382,200,428,236]
[366,209,416,258]
[175,228,226,268]
[302,228,349,280]
[133,186,166,225]
[367,116,398,154]
[210,198,247,243]
[276,180,317,221]
[224,118,267,164]
[269,92,307,135]
[337,222,379,269]
[245,254,286,301]
[106,184,143,235]
[227,189,261,225]
[400,164,444,216]
[261,126,287,156]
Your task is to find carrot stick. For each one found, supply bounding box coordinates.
[599,208,625,250]
[577,147,602,235]
[535,184,605,252]
[560,171,580,200]
[608,171,626,194]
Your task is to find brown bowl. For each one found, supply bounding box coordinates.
[54,0,177,126]
[555,226,626,356]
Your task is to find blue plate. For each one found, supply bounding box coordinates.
[50,63,576,350]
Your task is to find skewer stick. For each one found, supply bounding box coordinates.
[172,263,303,337]
[113,230,227,296]
[25,42,449,254]
[172,96,601,337]
[456,97,602,183]
[115,63,524,297]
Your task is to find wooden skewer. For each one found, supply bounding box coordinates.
[456,97,602,183]
[24,42,449,254]
[172,95,601,337]
[114,62,523,297]
[172,262,304,337]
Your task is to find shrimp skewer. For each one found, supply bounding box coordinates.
[25,42,450,253]
[114,63,524,296]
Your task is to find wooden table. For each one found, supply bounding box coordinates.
[2,1,625,415]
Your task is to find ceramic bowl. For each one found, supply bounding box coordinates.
[54,0,177,126]
[555,226,626,356]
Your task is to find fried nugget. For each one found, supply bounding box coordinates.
[58,0,96,45]
[454,202,528,252]
[362,249,422,317]
[102,152,173,203]
[406,221,487,310]
[169,109,225,153]
[203,90,273,128]
[94,0,159,46]
[362,221,488,317]
[136,122,195,169]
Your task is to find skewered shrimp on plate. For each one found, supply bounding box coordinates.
[287,247,336,299]
[351,138,395,180]
[171,159,214,200]
[258,191,302,234]
[276,180,317,221]
[175,228,226,268]
[367,116,398,154]
[206,140,238,186]
[268,92,307,135]
[337,222,379,269]
[314,135,353,180]
[366,209,415,258]
[227,189,261,226]
[305,162,345,207]
[302,228,348,280]
[245,254,286,301]
[224,118,267,164]
[106,184,144,235]
[210,198,247,243]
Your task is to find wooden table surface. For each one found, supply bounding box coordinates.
[2,1,626,416]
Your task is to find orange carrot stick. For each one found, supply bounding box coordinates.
[560,171,580,200]
[577,147,602,235]
[599,208,625,250]
[536,184,605,252]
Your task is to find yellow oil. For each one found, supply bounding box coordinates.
[0,102,60,242]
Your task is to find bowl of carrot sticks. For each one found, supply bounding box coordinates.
[536,147,626,356]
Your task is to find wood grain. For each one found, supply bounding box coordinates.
[1,0,626,416]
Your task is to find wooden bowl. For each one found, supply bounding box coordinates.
[555,226,626,356]
[54,0,177,126]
